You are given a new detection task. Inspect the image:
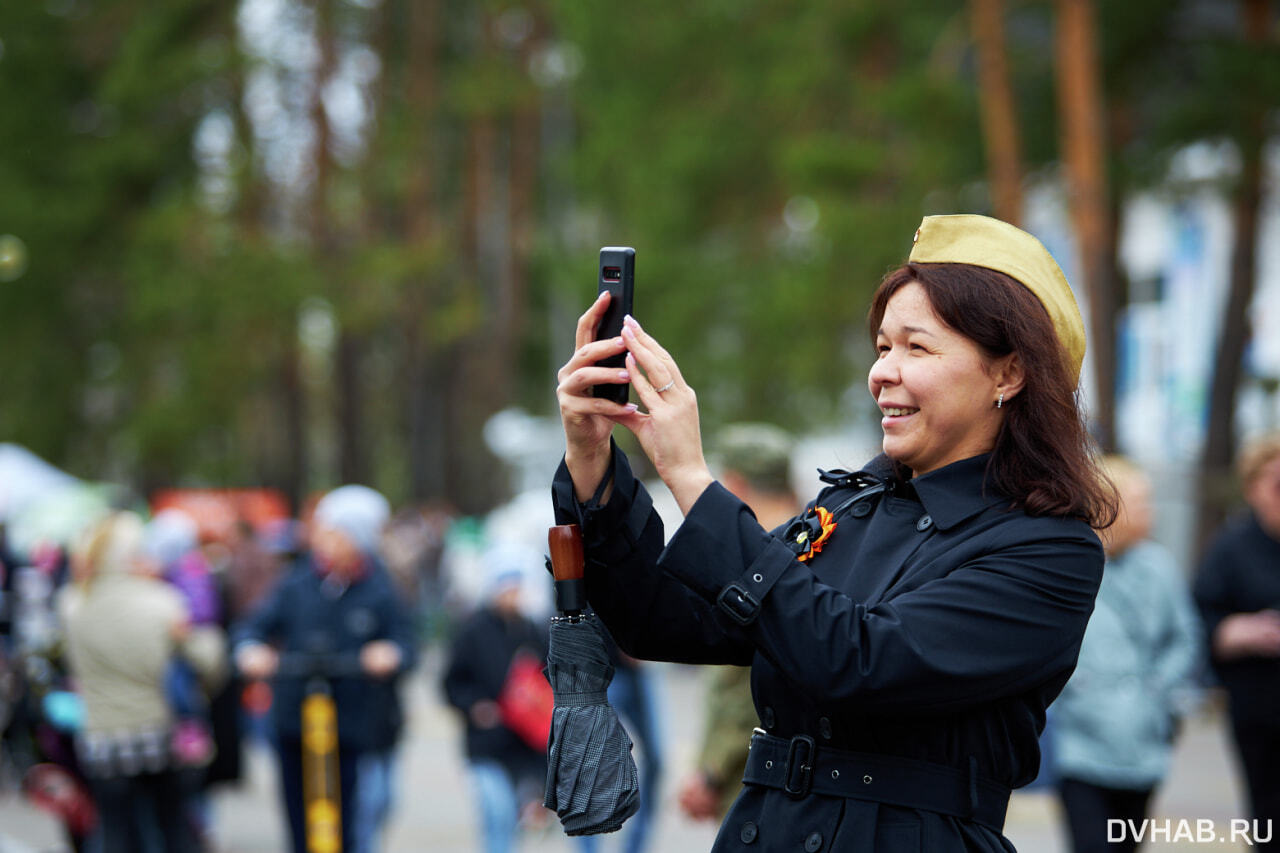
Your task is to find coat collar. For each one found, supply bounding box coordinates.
[857,453,1008,532]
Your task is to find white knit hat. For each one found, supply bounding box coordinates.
[313,485,391,556]
[144,508,199,567]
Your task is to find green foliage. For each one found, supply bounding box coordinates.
[3,0,1268,508]
[540,0,984,435]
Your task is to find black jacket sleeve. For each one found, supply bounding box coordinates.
[551,446,755,666]
[442,619,491,713]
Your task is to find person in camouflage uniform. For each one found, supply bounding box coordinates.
[678,424,799,821]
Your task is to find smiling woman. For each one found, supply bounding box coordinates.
[868,258,1114,523]
[552,214,1118,852]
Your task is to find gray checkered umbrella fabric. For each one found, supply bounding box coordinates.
[542,615,640,835]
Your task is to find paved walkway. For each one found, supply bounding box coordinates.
[0,656,1254,852]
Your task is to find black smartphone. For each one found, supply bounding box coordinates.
[592,246,635,405]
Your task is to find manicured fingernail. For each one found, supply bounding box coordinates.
[623,314,638,327]
[618,370,630,380]
[596,291,608,301]
[622,325,636,339]
[614,337,625,346]
[623,403,638,413]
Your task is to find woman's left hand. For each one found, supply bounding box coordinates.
[614,315,714,515]
[360,640,404,679]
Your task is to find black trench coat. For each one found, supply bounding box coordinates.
[552,447,1103,852]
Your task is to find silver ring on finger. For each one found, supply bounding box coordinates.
[655,379,676,394]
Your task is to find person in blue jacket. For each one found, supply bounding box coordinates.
[552,215,1117,852]
[234,485,418,853]
[1049,456,1202,853]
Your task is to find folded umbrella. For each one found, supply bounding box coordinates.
[543,524,640,836]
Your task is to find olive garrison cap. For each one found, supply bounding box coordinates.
[908,214,1086,388]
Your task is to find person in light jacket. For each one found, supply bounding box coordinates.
[552,215,1117,851]
[60,512,227,853]
[1050,456,1202,853]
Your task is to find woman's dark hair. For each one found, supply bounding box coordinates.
[867,262,1118,529]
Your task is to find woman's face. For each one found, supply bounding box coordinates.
[868,281,1009,477]
[1246,457,1280,538]
[1103,469,1153,554]
[311,523,362,577]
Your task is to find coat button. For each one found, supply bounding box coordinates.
[852,501,872,518]
[761,706,776,729]
[805,831,823,851]
[818,717,832,739]
[740,821,758,844]
[915,514,933,531]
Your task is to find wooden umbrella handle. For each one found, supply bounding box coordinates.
[548,524,585,581]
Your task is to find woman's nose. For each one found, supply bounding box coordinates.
[868,350,899,391]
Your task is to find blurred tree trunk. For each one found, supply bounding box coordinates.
[1055,0,1116,450]
[449,95,504,512]
[222,2,307,509]
[279,346,308,513]
[506,99,540,371]
[970,0,1023,224]
[401,0,448,502]
[309,0,368,486]
[336,333,368,484]
[1196,0,1271,555]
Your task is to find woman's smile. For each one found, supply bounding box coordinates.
[879,405,919,422]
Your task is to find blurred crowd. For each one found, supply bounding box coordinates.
[1,428,1280,852]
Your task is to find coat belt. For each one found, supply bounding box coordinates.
[743,732,1010,831]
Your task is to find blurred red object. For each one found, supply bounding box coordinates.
[23,763,97,837]
[150,488,291,542]
[242,679,274,715]
[498,652,553,753]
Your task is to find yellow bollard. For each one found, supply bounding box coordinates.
[301,688,342,853]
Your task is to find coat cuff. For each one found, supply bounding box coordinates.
[551,441,654,568]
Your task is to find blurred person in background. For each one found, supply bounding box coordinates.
[143,508,224,847]
[1049,456,1202,853]
[59,511,227,853]
[234,484,418,853]
[442,542,551,853]
[1194,433,1280,849]
[223,517,286,629]
[678,424,800,824]
[9,539,97,852]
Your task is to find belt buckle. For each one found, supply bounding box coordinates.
[783,734,815,798]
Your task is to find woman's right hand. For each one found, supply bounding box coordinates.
[556,291,637,502]
[1214,609,1280,660]
[235,642,279,680]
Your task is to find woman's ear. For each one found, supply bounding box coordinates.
[994,353,1026,403]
